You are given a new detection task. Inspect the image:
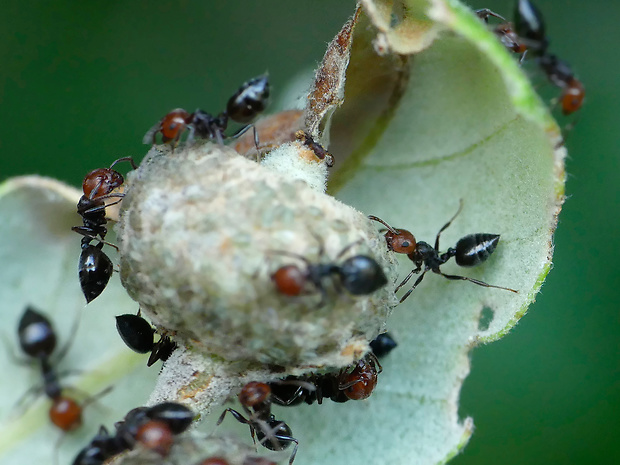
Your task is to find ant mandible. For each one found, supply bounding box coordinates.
[271,237,388,305]
[217,382,299,465]
[370,202,518,303]
[115,313,177,366]
[14,307,110,435]
[143,75,269,147]
[72,157,136,303]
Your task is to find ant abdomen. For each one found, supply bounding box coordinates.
[78,244,114,303]
[226,75,270,124]
[336,255,388,295]
[18,307,57,358]
[454,233,500,267]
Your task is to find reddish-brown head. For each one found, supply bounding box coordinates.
[82,168,124,199]
[49,396,82,431]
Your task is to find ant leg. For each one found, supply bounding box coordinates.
[72,229,119,252]
[81,385,113,410]
[435,200,464,250]
[437,271,518,293]
[266,250,312,267]
[398,271,428,303]
[335,238,364,260]
[54,307,83,364]
[394,265,422,292]
[109,156,138,170]
[8,382,45,420]
[368,215,399,234]
[475,8,506,22]
[0,332,29,365]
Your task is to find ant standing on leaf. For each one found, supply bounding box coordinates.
[216,382,299,465]
[12,307,111,463]
[370,201,518,303]
[143,75,270,148]
[72,157,136,303]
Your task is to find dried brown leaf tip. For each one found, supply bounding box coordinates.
[304,6,361,139]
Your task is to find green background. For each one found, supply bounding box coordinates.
[1,1,617,464]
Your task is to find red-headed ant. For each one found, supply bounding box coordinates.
[115,313,176,367]
[513,0,585,115]
[370,202,518,303]
[269,352,382,406]
[72,402,194,465]
[143,75,269,148]
[72,157,137,303]
[476,9,527,62]
[217,382,298,465]
[270,238,388,305]
[12,305,111,465]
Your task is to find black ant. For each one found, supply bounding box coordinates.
[72,157,137,303]
[269,352,382,406]
[217,382,298,465]
[476,9,527,62]
[72,402,194,465]
[14,307,110,438]
[143,75,270,148]
[270,238,388,304]
[370,203,518,303]
[512,0,585,116]
[369,332,398,358]
[115,313,177,366]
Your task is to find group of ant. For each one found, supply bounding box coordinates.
[11,301,398,464]
[477,0,584,117]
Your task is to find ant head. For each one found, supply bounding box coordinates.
[83,168,124,199]
[135,420,174,456]
[49,396,82,431]
[226,75,270,124]
[271,265,306,296]
[160,109,192,143]
[562,78,585,115]
[116,314,155,354]
[18,307,57,359]
[340,355,379,400]
[239,382,271,409]
[385,228,417,254]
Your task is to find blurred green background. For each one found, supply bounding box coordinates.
[1,1,617,464]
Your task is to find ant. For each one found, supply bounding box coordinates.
[512,0,585,115]
[476,9,527,61]
[217,382,298,465]
[269,352,382,406]
[143,75,270,148]
[270,237,388,304]
[295,130,334,167]
[115,313,177,366]
[13,305,111,461]
[370,202,518,303]
[369,332,398,358]
[72,402,194,465]
[72,157,137,303]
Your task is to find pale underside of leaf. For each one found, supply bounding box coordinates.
[0,177,158,465]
